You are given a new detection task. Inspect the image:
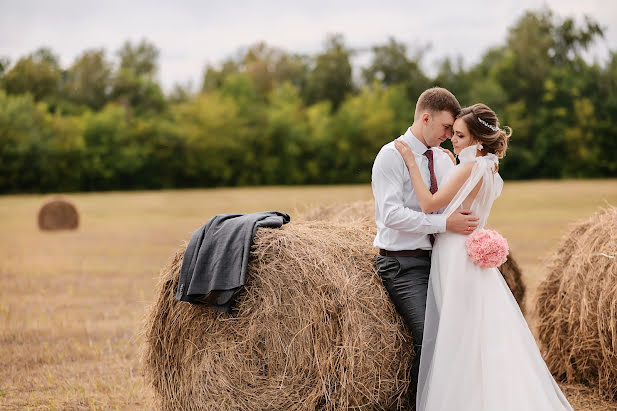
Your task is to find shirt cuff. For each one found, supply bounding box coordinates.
[427,214,447,234]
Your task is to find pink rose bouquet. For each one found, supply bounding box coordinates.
[465,229,509,268]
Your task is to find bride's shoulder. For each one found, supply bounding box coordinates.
[458,161,476,174]
[450,161,475,181]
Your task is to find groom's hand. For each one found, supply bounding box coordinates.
[446,210,479,235]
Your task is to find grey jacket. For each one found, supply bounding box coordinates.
[176,211,291,312]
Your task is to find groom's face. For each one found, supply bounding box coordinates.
[425,110,455,147]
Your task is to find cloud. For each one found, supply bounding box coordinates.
[1,0,615,92]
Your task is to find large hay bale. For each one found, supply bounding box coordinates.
[301,200,375,224]
[301,201,526,312]
[142,221,414,410]
[37,197,79,231]
[536,206,617,400]
[499,251,526,315]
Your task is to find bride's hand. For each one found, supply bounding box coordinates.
[394,140,416,166]
[438,147,456,165]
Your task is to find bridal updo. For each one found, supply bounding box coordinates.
[457,104,512,159]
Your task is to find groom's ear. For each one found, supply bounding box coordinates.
[421,112,431,125]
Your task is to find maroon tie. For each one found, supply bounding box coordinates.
[424,149,438,245]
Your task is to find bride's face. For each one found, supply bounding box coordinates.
[451,118,476,155]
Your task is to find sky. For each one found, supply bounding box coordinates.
[1,0,616,92]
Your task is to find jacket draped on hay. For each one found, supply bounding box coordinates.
[176,211,290,312]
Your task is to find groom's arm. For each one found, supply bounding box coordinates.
[372,148,445,234]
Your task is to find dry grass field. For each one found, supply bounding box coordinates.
[1,180,616,410]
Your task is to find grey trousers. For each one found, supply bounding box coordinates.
[376,254,431,401]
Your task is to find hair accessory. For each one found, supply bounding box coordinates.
[478,117,499,132]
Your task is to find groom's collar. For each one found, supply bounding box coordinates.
[401,127,430,155]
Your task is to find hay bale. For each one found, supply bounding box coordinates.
[300,200,375,223]
[142,221,414,410]
[499,252,526,315]
[536,206,617,400]
[37,197,79,231]
[301,201,526,312]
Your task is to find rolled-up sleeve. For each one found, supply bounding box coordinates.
[372,148,446,234]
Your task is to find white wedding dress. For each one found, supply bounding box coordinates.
[416,145,572,411]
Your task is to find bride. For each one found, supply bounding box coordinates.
[394,103,573,411]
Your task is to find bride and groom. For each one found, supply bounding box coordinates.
[372,87,573,410]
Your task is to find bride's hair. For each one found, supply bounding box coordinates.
[457,104,512,159]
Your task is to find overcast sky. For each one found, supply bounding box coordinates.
[1,0,615,92]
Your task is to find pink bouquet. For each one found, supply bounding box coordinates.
[465,229,509,268]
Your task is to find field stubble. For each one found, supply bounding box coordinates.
[0,180,616,409]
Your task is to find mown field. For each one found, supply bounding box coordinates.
[1,180,617,410]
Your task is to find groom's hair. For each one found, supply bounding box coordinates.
[414,87,461,120]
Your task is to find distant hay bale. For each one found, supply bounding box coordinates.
[141,221,414,410]
[499,252,526,315]
[37,198,79,231]
[536,206,617,400]
[301,201,526,312]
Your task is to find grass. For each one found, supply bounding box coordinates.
[0,180,616,409]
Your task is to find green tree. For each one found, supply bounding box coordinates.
[305,34,353,109]
[331,83,411,182]
[363,37,430,102]
[64,49,112,110]
[0,56,9,77]
[81,105,143,190]
[217,72,267,138]
[587,51,617,177]
[111,40,166,115]
[492,9,605,179]
[465,49,509,113]
[495,9,604,112]
[113,69,166,115]
[40,114,85,191]
[272,52,309,96]
[126,116,188,188]
[304,100,334,183]
[172,93,247,186]
[259,82,308,184]
[0,91,50,191]
[168,81,194,104]
[202,59,240,92]
[117,39,159,76]
[1,47,61,101]
[201,43,308,101]
[433,57,470,105]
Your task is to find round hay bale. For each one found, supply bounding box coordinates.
[300,200,374,223]
[301,201,526,313]
[141,221,414,410]
[498,252,526,315]
[37,198,79,231]
[536,206,617,400]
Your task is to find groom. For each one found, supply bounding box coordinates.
[371,87,479,401]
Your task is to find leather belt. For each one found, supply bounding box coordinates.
[379,249,431,257]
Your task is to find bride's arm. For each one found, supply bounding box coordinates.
[394,140,474,214]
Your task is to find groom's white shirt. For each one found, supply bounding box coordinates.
[372,127,455,251]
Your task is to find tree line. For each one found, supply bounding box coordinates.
[1,8,615,193]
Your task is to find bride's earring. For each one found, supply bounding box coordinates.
[476,143,484,151]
